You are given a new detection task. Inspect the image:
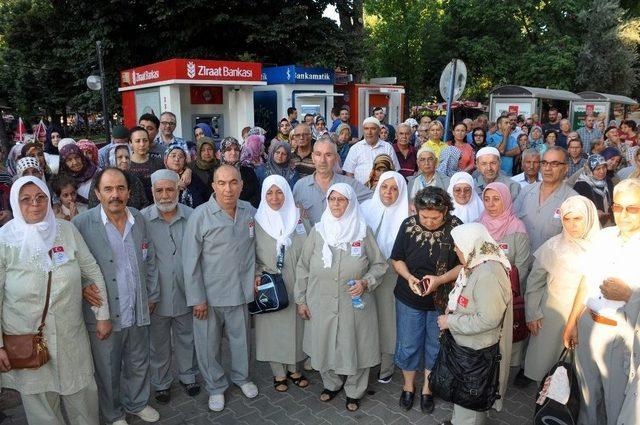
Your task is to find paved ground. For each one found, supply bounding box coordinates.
[0,334,538,424]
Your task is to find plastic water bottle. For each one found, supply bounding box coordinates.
[347,280,365,310]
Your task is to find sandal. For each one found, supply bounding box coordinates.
[273,377,288,392]
[287,371,309,388]
[319,386,343,402]
[345,397,361,412]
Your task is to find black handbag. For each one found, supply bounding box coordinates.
[248,246,289,315]
[534,348,580,425]
[428,330,502,412]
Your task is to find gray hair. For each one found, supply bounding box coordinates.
[522,148,541,159]
[614,178,640,197]
[213,164,242,182]
[397,123,412,133]
[543,146,569,163]
[313,137,338,154]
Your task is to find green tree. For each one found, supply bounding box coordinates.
[575,0,639,96]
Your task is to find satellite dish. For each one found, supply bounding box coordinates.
[439,59,467,102]
[86,75,102,91]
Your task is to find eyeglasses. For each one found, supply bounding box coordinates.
[611,203,640,214]
[328,196,348,204]
[160,121,176,127]
[19,194,48,206]
[540,160,566,168]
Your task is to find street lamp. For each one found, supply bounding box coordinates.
[86,41,110,143]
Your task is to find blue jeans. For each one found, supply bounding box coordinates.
[394,299,441,371]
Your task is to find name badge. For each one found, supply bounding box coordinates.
[248,220,255,238]
[499,243,509,255]
[295,219,306,235]
[351,241,362,257]
[553,208,561,219]
[458,295,469,308]
[52,246,69,265]
[141,242,149,260]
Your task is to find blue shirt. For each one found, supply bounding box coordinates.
[101,207,140,328]
[487,131,518,176]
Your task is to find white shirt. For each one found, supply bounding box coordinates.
[511,172,542,188]
[585,227,640,317]
[342,139,401,184]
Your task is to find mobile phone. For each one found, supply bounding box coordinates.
[419,277,430,295]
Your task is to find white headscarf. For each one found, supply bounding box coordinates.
[361,171,408,258]
[447,223,511,312]
[447,172,484,223]
[255,175,301,256]
[0,176,57,271]
[316,183,367,268]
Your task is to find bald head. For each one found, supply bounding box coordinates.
[214,164,242,182]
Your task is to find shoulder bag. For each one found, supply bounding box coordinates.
[248,246,289,315]
[2,253,52,369]
[510,264,529,343]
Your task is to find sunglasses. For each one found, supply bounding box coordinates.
[611,204,640,214]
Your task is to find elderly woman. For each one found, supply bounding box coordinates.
[255,140,299,189]
[128,126,164,203]
[87,145,148,210]
[335,123,352,165]
[437,222,513,425]
[574,154,614,227]
[447,172,484,223]
[254,175,309,392]
[0,176,110,424]
[390,186,462,413]
[295,183,387,412]
[362,171,409,384]
[529,125,545,153]
[408,147,450,202]
[58,143,97,203]
[189,136,219,200]
[76,140,99,167]
[15,157,45,180]
[164,144,208,208]
[524,195,599,382]
[479,181,531,379]
[365,154,396,190]
[220,137,260,208]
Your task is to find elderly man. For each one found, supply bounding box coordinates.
[567,137,588,178]
[73,167,160,425]
[393,123,418,179]
[514,147,578,252]
[511,148,541,188]
[343,117,400,184]
[577,114,604,156]
[563,178,640,425]
[183,165,258,412]
[141,170,199,405]
[486,116,520,176]
[475,147,521,199]
[557,118,572,148]
[293,138,372,223]
[290,123,315,177]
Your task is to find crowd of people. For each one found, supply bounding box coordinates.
[0,105,639,425]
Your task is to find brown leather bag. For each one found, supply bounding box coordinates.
[2,261,52,369]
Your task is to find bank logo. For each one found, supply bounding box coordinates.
[187,61,196,79]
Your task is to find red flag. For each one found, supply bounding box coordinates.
[14,117,25,142]
[33,119,47,144]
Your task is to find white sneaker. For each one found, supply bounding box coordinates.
[240,382,259,399]
[208,394,225,411]
[110,420,129,425]
[127,405,159,422]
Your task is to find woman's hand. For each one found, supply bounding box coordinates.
[407,275,424,296]
[297,304,311,320]
[422,275,440,295]
[437,314,449,330]
[193,302,208,320]
[348,280,367,297]
[563,322,578,349]
[96,320,112,340]
[527,319,543,336]
[0,348,10,372]
[82,284,103,307]
[180,168,192,189]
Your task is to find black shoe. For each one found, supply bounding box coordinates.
[513,369,534,388]
[181,382,201,397]
[154,389,170,404]
[420,394,434,413]
[399,390,415,411]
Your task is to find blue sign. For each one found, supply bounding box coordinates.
[262,65,334,85]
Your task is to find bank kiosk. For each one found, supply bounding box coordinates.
[488,85,581,122]
[253,65,342,137]
[570,92,638,130]
[119,58,265,142]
